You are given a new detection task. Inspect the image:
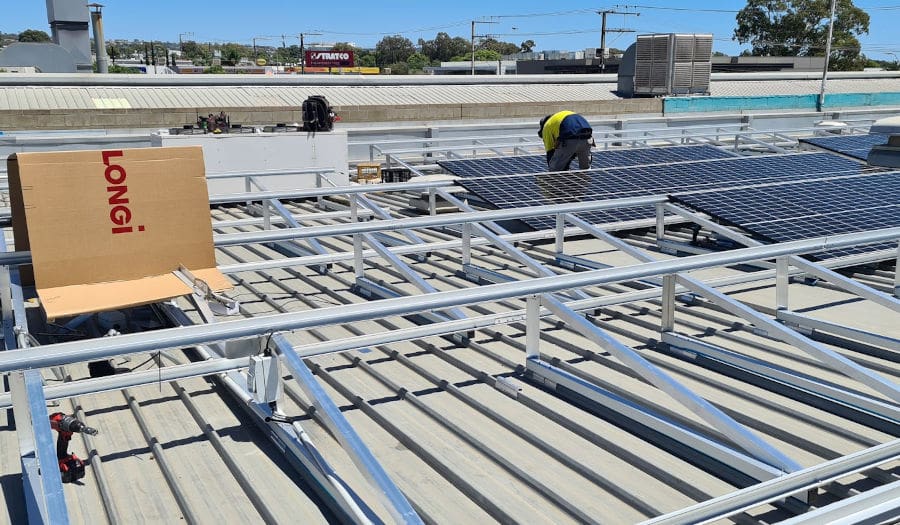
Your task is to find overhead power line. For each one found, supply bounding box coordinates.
[615,4,739,13]
[491,8,596,18]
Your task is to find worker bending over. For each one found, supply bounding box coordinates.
[538,111,594,171]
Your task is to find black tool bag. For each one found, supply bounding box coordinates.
[302,95,336,132]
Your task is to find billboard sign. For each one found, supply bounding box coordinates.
[305,50,354,67]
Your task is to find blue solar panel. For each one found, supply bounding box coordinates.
[800,133,889,161]
[439,144,734,177]
[671,172,900,259]
[455,152,876,230]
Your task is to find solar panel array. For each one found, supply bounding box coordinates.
[672,172,900,259]
[455,152,873,230]
[800,133,889,161]
[438,144,734,177]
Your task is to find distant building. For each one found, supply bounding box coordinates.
[424,60,518,75]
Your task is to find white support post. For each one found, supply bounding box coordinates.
[655,203,666,242]
[350,195,364,278]
[661,274,676,332]
[315,172,324,208]
[262,200,271,230]
[776,257,789,310]
[428,188,437,216]
[526,294,541,359]
[555,214,565,254]
[895,242,900,298]
[462,223,472,266]
[244,176,252,211]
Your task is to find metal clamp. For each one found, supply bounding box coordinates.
[175,266,239,316]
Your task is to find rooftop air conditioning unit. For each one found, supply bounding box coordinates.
[633,33,712,96]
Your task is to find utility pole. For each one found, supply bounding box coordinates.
[817,0,837,112]
[298,31,322,74]
[598,8,638,69]
[179,32,193,53]
[471,18,498,75]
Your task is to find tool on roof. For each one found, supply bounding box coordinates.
[49,412,98,483]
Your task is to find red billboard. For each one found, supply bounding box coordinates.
[305,50,355,67]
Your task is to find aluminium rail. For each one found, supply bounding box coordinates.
[1,227,898,373]
[3,240,894,410]
[366,124,850,165]
[0,180,893,406]
[641,439,900,525]
[0,195,669,268]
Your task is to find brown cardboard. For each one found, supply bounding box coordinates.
[8,146,231,320]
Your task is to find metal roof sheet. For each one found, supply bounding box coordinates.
[2,76,896,112]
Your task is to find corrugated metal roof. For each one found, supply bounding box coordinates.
[711,78,900,97]
[0,84,621,111]
[1,76,896,111]
[3,196,897,524]
[1,126,898,523]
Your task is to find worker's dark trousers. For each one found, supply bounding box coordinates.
[548,138,593,171]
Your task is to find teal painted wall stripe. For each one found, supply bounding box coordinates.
[664,92,900,113]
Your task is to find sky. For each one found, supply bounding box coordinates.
[4,1,900,60]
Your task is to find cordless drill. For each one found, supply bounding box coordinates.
[49,413,98,483]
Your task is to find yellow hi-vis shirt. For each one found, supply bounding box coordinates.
[541,110,575,152]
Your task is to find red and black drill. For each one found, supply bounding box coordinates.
[49,413,98,483]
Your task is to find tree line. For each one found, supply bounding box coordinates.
[3,1,898,73]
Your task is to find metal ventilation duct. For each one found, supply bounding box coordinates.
[633,33,712,96]
[45,0,92,72]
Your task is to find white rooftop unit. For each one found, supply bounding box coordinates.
[151,130,349,194]
[634,33,712,96]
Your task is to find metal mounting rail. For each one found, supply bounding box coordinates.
[661,203,900,312]
[205,166,337,180]
[0,195,669,267]
[206,179,458,205]
[583,206,900,403]
[639,439,900,525]
[248,176,330,271]
[4,249,893,408]
[159,305,382,524]
[271,334,423,525]
[777,479,900,524]
[535,293,800,473]
[660,333,900,433]
[1,227,897,372]
[2,239,70,525]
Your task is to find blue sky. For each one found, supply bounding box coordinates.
[5,1,900,60]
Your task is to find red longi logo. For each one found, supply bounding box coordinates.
[102,150,144,234]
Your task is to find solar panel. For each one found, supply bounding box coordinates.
[800,133,889,161]
[439,144,734,177]
[455,152,875,230]
[671,172,900,259]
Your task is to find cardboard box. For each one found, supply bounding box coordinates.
[8,146,231,320]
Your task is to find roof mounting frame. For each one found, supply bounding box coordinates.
[659,202,900,404]
[2,254,69,524]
